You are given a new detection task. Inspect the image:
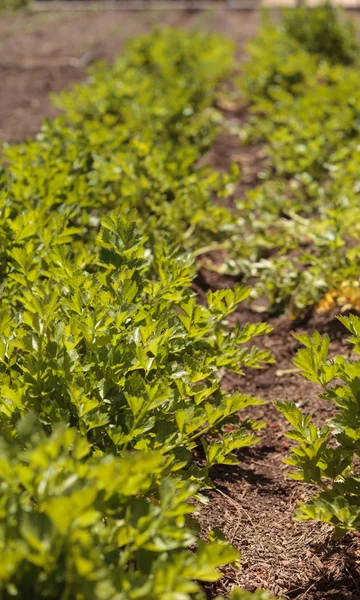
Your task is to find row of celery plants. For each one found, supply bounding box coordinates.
[228,3,360,315]
[236,1,360,555]
[0,27,276,600]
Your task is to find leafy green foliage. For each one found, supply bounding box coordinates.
[0,210,272,466]
[0,419,240,599]
[0,28,273,598]
[2,27,239,272]
[276,316,360,538]
[283,2,358,65]
[232,6,360,314]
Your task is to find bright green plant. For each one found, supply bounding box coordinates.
[0,206,272,597]
[0,404,275,600]
[277,315,360,538]
[240,23,319,101]
[232,6,360,315]
[0,28,274,598]
[0,210,272,469]
[0,418,240,599]
[2,28,239,273]
[283,1,359,65]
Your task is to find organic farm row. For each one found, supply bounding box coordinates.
[235,3,360,315]
[240,4,360,541]
[0,28,275,600]
[2,4,360,598]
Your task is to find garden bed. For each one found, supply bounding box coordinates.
[2,7,360,600]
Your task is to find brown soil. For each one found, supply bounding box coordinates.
[2,7,360,599]
[200,312,360,600]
